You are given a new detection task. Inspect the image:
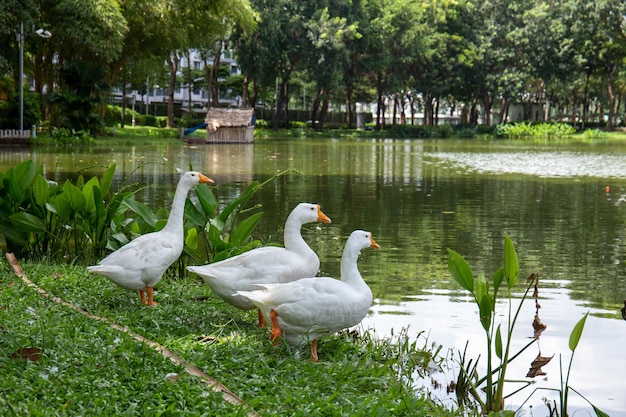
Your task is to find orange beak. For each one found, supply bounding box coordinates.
[370,235,380,249]
[199,173,214,184]
[316,205,332,224]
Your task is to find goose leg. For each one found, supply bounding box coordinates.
[139,289,147,305]
[310,339,319,362]
[257,309,265,328]
[146,287,158,306]
[269,309,282,345]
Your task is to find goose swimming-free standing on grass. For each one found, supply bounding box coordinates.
[87,171,214,306]
[187,203,332,326]
[237,230,380,361]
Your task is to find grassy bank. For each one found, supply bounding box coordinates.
[0,260,457,416]
[94,124,626,143]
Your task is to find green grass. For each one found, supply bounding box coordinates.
[0,261,459,416]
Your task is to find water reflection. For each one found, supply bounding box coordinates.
[0,138,625,415]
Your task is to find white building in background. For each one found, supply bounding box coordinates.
[111,49,243,113]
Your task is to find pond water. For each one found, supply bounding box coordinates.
[2,137,625,416]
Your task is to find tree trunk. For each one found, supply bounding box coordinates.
[311,90,321,128]
[375,72,383,131]
[281,79,289,127]
[582,71,591,130]
[607,71,615,130]
[318,90,329,131]
[241,75,250,108]
[121,67,127,128]
[345,82,354,128]
[482,95,493,126]
[210,44,222,107]
[166,53,179,128]
[423,93,434,126]
[186,50,193,114]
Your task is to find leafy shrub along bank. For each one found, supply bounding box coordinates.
[0,161,291,272]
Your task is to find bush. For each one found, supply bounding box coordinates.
[0,91,42,129]
[495,122,576,139]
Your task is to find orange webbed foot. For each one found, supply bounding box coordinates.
[269,309,282,346]
[310,339,319,362]
[258,309,265,327]
[145,287,159,306]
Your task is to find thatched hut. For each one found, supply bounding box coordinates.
[205,108,255,143]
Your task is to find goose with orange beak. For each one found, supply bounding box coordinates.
[238,230,380,361]
[88,171,214,306]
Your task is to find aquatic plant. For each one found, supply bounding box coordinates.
[448,237,607,416]
[448,236,537,415]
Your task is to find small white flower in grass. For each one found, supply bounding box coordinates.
[49,366,59,374]
[113,337,122,345]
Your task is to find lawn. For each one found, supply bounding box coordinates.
[0,256,457,416]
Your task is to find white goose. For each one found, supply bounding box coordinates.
[187,203,331,325]
[87,171,214,306]
[237,230,379,361]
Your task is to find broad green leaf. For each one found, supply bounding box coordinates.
[475,275,489,305]
[31,175,50,207]
[4,175,24,205]
[82,177,100,213]
[10,212,46,233]
[569,312,588,352]
[495,325,503,359]
[230,212,263,247]
[209,217,225,233]
[49,195,71,222]
[447,249,474,293]
[196,184,217,216]
[504,236,519,288]
[99,164,116,197]
[124,199,157,228]
[0,224,28,245]
[185,227,199,249]
[493,267,504,297]
[11,160,37,191]
[478,294,493,331]
[218,180,259,223]
[92,186,106,240]
[184,199,207,227]
[62,181,86,212]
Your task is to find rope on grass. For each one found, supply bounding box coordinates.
[5,252,261,417]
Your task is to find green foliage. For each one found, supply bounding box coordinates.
[30,127,94,145]
[0,92,42,129]
[448,236,537,414]
[0,161,122,262]
[47,62,110,133]
[0,160,295,282]
[495,122,576,139]
[582,128,609,140]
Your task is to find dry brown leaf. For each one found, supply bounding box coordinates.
[532,313,547,339]
[10,347,42,361]
[526,352,553,378]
